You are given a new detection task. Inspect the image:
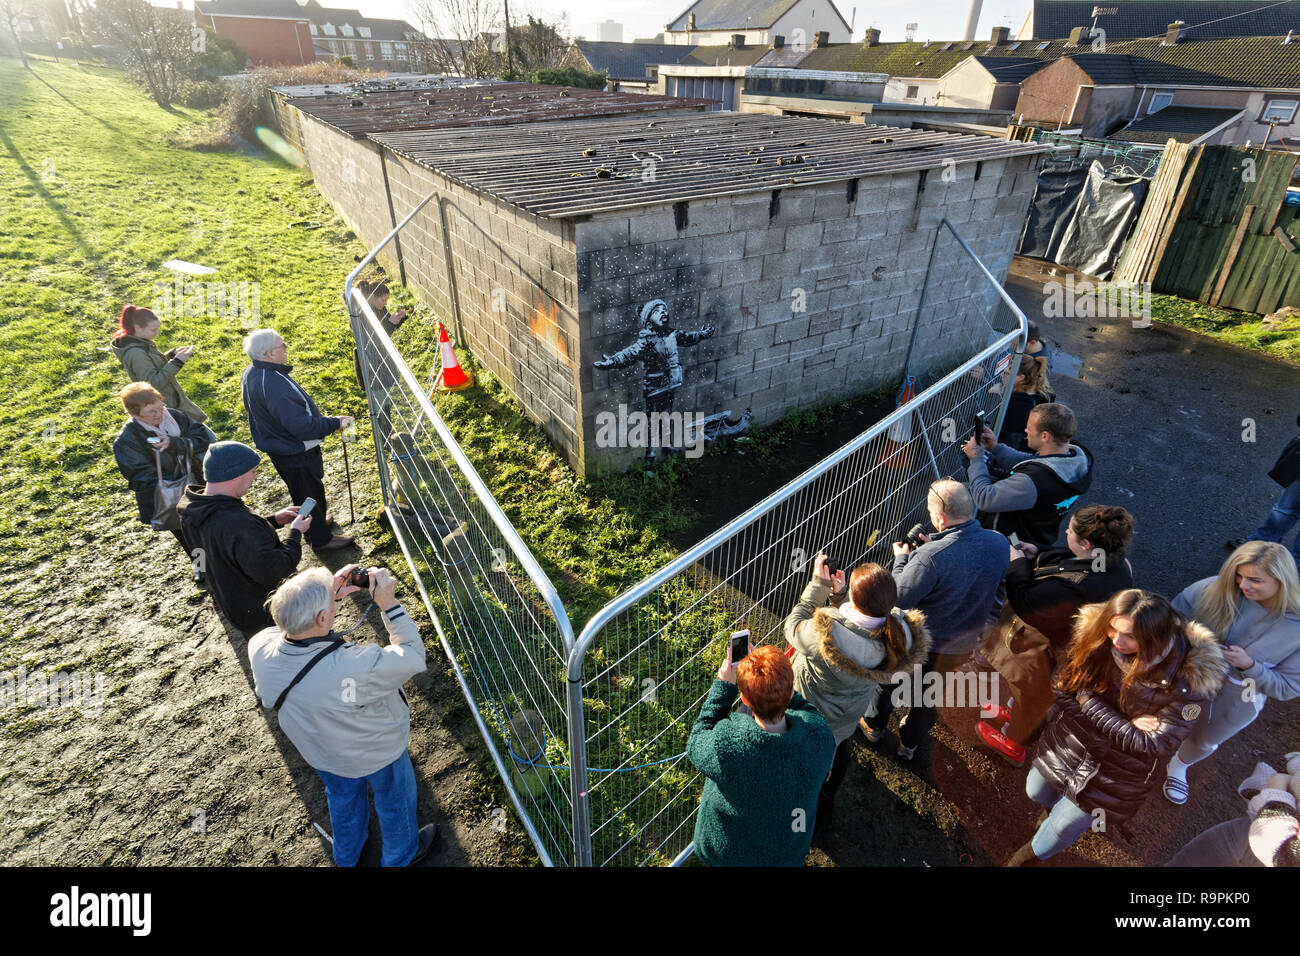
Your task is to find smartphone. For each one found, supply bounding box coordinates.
[972,409,986,444]
[729,629,750,663]
[298,497,317,518]
[1008,532,1021,548]
[823,556,840,577]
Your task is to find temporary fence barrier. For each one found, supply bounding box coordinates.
[347,205,1026,865]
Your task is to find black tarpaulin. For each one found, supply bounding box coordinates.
[1017,158,1091,260]
[1054,161,1149,280]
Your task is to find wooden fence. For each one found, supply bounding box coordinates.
[1115,140,1299,314]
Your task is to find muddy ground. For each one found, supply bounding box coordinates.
[4,257,1295,867]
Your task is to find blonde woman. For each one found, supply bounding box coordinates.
[1164,542,1300,805]
[995,354,1053,448]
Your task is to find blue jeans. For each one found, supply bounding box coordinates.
[1025,766,1096,860]
[316,750,419,867]
[1251,479,1300,560]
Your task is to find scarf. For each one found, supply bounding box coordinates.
[1111,634,1174,677]
[132,409,181,439]
[839,603,886,631]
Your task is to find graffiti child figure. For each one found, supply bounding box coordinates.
[593,299,715,421]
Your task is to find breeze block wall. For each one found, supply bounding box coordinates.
[576,151,1045,473]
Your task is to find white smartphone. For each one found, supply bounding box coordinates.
[299,497,317,518]
[729,629,750,663]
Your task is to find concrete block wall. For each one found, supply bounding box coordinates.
[279,103,582,466]
[382,154,583,466]
[577,151,1045,473]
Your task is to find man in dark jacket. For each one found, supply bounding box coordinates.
[180,441,313,638]
[1230,413,1300,559]
[241,329,354,552]
[965,402,1093,551]
[861,480,1008,760]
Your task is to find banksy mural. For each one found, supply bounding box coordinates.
[593,298,750,460]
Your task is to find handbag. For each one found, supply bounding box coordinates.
[150,446,192,533]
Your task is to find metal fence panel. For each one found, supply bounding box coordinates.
[565,220,1027,866]
[345,199,578,867]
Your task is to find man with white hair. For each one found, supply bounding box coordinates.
[241,329,355,552]
[860,479,1008,760]
[249,563,437,866]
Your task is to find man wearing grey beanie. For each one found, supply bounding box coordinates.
[180,441,313,638]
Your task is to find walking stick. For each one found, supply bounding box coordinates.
[340,432,356,526]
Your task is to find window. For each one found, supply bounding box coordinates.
[938,42,953,51]
[906,84,919,98]
[1035,41,1050,50]
[962,41,975,50]
[341,23,354,37]
[309,23,318,35]
[322,22,335,36]
[1263,99,1299,123]
[380,42,394,59]
[359,26,372,38]
[1008,41,1022,51]
[1148,91,1174,113]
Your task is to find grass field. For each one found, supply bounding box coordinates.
[0,57,861,865]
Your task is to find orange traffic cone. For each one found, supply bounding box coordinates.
[434,322,474,393]
[879,376,916,471]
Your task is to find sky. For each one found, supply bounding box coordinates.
[171,1,1038,44]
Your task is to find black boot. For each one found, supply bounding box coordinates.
[1004,839,1041,867]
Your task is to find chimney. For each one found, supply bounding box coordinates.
[1066,25,1089,47]
[688,13,696,30]
[990,26,1008,45]
[862,27,881,46]
[963,0,983,41]
[772,34,785,49]
[814,30,830,47]
[1163,20,1185,45]
[730,33,745,48]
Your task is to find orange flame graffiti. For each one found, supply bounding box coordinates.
[529,295,571,365]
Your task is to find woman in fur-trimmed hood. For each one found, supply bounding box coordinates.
[1006,589,1227,865]
[784,553,931,820]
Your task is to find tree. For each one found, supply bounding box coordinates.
[1,0,32,70]
[88,0,198,106]
[409,0,503,79]
[509,14,568,74]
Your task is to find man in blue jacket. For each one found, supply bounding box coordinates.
[861,480,1008,760]
[241,329,355,552]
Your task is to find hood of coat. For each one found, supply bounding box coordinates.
[811,607,932,681]
[1021,441,1093,488]
[180,487,247,531]
[1072,601,1228,698]
[110,334,158,361]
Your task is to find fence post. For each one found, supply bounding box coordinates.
[566,672,592,866]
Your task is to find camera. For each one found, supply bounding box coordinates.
[347,567,371,589]
[823,556,840,577]
[902,523,928,548]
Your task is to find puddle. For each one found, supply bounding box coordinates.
[1050,349,1083,379]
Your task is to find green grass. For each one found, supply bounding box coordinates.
[1150,292,1300,363]
[0,58,896,866]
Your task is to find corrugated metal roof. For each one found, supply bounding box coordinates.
[369,111,1049,218]
[288,83,709,138]
[269,74,504,98]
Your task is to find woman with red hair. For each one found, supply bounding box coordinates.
[687,642,836,866]
[109,305,206,423]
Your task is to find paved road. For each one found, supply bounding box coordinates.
[1005,257,1300,598]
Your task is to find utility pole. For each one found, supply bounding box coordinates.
[502,0,516,75]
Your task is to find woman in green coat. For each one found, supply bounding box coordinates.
[109,305,206,423]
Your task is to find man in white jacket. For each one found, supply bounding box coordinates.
[250,564,436,866]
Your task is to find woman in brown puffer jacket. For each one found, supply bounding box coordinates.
[1005,589,1227,865]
